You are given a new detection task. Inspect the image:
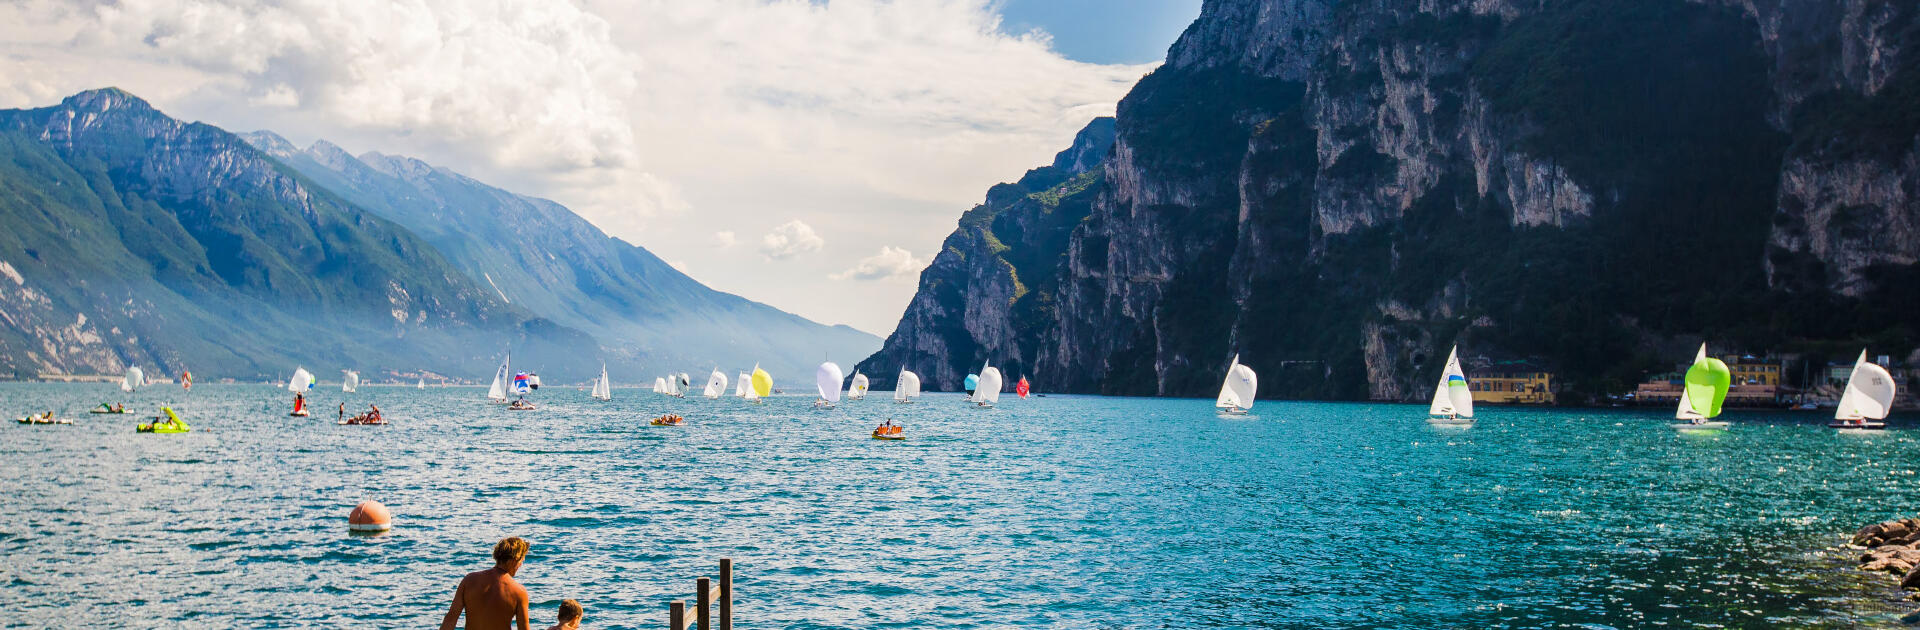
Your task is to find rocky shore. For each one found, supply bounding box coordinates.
[1853,518,1920,622]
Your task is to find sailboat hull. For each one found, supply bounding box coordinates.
[1426,416,1473,425]
[1672,421,1730,431]
[1829,421,1887,430]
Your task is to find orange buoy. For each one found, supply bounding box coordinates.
[348,500,393,532]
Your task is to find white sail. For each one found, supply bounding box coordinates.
[895,368,921,401]
[1838,350,1897,421]
[743,364,762,402]
[735,372,750,397]
[417,379,425,389]
[592,364,612,401]
[1216,355,1257,410]
[1428,346,1473,418]
[652,377,667,395]
[816,362,844,403]
[342,370,359,393]
[973,362,1003,405]
[849,372,869,400]
[122,365,145,392]
[487,353,510,401]
[288,367,314,393]
[1675,344,1709,420]
[704,369,727,399]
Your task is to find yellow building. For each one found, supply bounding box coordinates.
[1728,355,1781,386]
[1469,362,1556,405]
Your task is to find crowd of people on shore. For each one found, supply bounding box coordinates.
[441,537,585,630]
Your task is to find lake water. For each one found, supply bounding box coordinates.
[2,383,1917,628]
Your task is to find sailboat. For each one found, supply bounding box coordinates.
[288,366,314,417]
[417,379,425,390]
[703,368,728,399]
[591,364,613,401]
[895,368,921,404]
[487,351,511,404]
[1016,376,1031,400]
[1217,354,1258,415]
[509,371,537,409]
[1425,348,1471,425]
[848,371,869,400]
[121,366,145,393]
[972,361,1003,408]
[1673,344,1732,431]
[652,377,668,395]
[1831,350,1895,430]
[735,371,751,399]
[342,370,360,394]
[964,373,979,398]
[749,364,772,403]
[815,362,844,408]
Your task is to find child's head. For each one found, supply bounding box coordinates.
[559,599,584,624]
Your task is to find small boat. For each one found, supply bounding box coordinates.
[972,361,1002,408]
[487,351,511,404]
[848,371,869,400]
[592,364,614,401]
[1426,347,1472,425]
[508,399,537,411]
[1830,349,1894,430]
[137,407,190,433]
[1217,354,1257,415]
[417,379,425,390]
[815,361,844,409]
[121,366,145,393]
[734,371,751,399]
[1016,376,1031,400]
[1672,344,1732,431]
[649,414,685,426]
[87,405,127,414]
[894,367,921,404]
[340,413,389,426]
[702,368,727,399]
[872,424,905,440]
[749,364,772,404]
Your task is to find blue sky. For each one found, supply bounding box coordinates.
[999,0,1203,64]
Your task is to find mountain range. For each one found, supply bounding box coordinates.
[858,0,1920,401]
[0,88,876,382]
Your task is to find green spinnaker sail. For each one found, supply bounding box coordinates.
[1684,357,1731,419]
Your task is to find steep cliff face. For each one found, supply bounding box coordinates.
[242,132,879,378]
[0,88,594,379]
[864,0,1920,400]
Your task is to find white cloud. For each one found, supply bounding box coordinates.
[759,220,825,260]
[833,246,927,281]
[0,0,1155,334]
[713,231,737,249]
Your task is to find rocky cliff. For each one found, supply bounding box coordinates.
[861,0,1920,400]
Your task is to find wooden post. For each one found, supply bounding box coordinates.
[669,600,686,630]
[697,577,712,630]
[719,558,733,630]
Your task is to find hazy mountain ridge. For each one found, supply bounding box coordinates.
[862,0,1920,400]
[239,130,879,379]
[0,88,596,379]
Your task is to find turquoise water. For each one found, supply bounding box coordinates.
[1,383,1917,628]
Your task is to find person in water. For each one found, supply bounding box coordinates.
[545,599,583,630]
[115,403,124,413]
[338,402,346,423]
[368,405,382,423]
[440,537,532,630]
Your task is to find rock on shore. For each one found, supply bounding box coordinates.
[1853,518,1920,603]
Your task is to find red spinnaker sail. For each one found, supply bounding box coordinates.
[1016,377,1030,399]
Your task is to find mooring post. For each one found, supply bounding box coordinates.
[719,558,733,630]
[669,600,686,630]
[697,577,713,630]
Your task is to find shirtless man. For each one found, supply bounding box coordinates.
[440,537,532,630]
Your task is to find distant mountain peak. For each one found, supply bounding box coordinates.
[60,87,156,114]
